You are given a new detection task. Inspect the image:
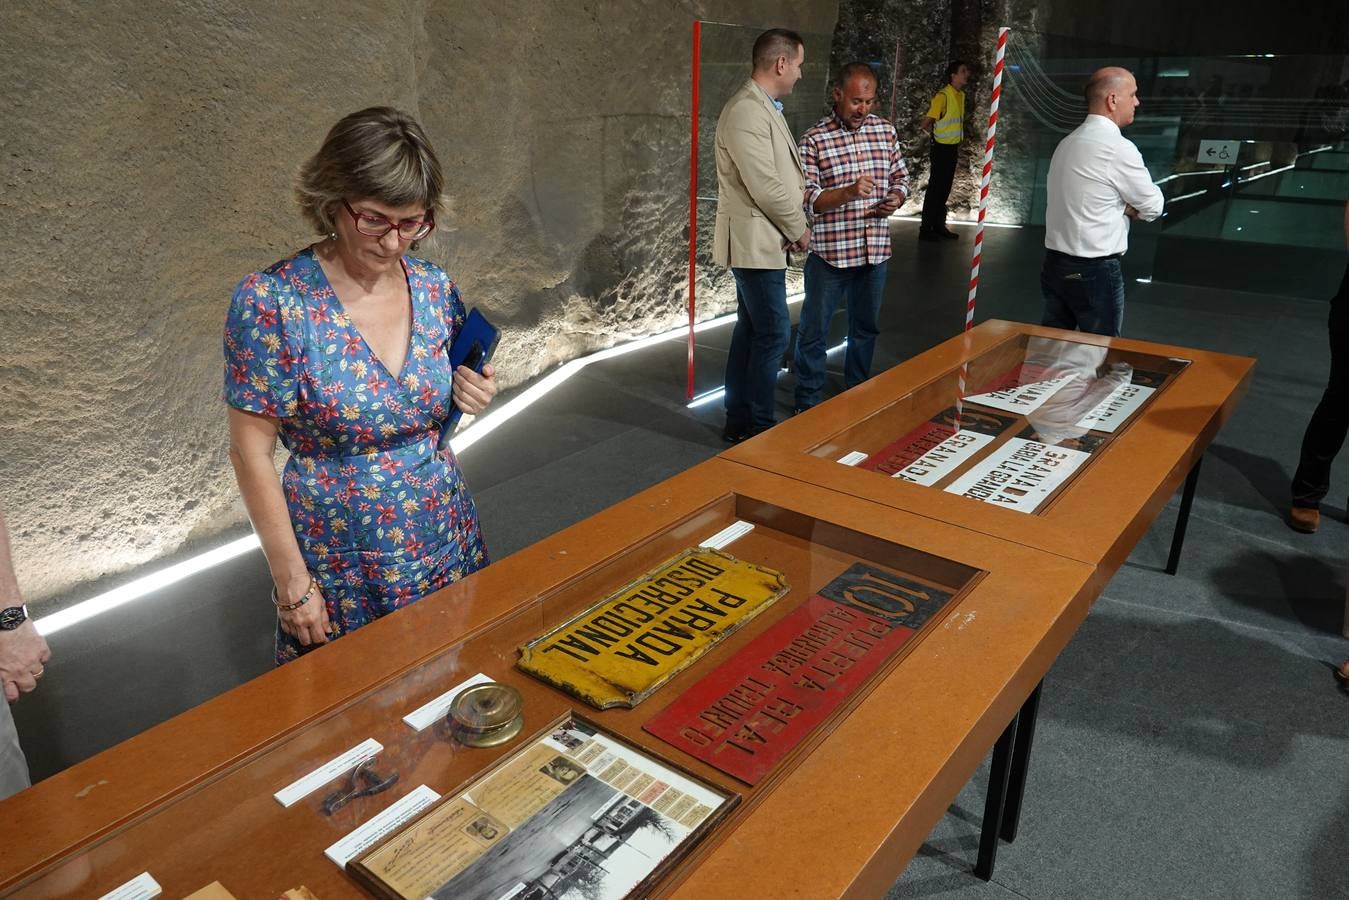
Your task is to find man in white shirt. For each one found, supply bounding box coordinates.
[1041,67,1164,336]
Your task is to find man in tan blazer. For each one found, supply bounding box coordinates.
[713,28,811,442]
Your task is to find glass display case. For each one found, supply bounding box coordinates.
[2,461,1096,900]
[807,331,1191,515]
[723,321,1254,571]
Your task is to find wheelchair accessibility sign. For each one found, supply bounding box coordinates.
[1197,140,1240,164]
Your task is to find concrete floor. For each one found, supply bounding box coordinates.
[14,219,1349,898]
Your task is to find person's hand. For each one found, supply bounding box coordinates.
[453,362,498,417]
[848,175,876,200]
[1124,204,1140,220]
[787,229,812,253]
[0,619,51,704]
[276,576,332,647]
[869,192,904,217]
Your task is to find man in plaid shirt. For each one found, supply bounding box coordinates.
[794,62,910,412]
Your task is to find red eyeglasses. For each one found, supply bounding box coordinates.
[342,200,435,240]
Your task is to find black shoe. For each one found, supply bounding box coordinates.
[918,229,942,242]
[941,228,959,240]
[1329,660,1349,695]
[724,419,766,442]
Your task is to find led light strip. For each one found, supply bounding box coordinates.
[685,334,846,410]
[888,214,1024,230]
[37,535,262,636]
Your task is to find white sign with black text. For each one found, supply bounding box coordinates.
[1075,381,1156,433]
[944,437,1091,512]
[890,429,997,486]
[1197,140,1240,165]
[963,373,1078,416]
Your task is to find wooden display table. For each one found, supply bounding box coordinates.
[0,460,1097,899]
[723,320,1254,577]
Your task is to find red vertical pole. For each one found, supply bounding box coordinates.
[687,19,702,401]
[888,38,902,125]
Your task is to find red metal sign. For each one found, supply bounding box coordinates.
[644,564,955,785]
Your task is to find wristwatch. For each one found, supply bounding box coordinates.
[0,605,29,630]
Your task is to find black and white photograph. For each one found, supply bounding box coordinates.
[539,755,586,786]
[548,727,588,752]
[433,774,687,900]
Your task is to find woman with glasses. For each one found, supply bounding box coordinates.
[224,107,497,664]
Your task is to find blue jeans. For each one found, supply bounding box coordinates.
[724,267,789,433]
[794,255,888,410]
[1040,250,1126,337]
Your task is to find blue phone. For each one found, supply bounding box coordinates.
[440,308,500,449]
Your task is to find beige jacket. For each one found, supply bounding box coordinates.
[712,79,808,269]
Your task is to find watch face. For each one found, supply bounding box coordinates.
[0,606,26,630]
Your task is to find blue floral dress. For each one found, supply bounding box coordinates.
[224,247,490,664]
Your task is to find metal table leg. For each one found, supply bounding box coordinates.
[1166,455,1204,576]
[975,715,1019,880]
[1000,681,1043,842]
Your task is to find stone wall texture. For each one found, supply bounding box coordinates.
[826,0,1038,224]
[1,0,837,605]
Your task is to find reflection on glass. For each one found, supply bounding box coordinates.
[808,333,1190,515]
[998,31,1348,287]
[1021,337,1131,446]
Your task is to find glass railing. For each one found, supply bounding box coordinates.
[997,32,1347,294]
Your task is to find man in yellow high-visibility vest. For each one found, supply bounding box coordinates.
[918,60,970,241]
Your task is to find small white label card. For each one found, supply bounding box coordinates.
[699,520,755,549]
[943,437,1090,513]
[273,738,383,808]
[402,672,494,732]
[98,873,162,900]
[963,373,1078,415]
[836,450,869,466]
[324,784,441,868]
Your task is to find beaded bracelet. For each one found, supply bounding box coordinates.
[272,574,317,613]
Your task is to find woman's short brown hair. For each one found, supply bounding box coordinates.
[295,107,446,237]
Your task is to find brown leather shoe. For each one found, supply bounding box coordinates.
[1288,506,1319,533]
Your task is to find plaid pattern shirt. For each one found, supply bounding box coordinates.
[800,112,910,267]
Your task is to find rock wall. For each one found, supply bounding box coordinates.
[827,0,1039,223]
[0,0,837,605]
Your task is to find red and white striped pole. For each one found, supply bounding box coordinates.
[956,26,1009,423]
[966,26,1008,335]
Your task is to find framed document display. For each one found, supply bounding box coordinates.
[349,714,737,900]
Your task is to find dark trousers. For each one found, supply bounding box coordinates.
[724,267,789,433]
[793,255,888,410]
[1292,264,1349,510]
[921,141,958,232]
[1039,250,1126,337]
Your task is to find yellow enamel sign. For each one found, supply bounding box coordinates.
[518,548,789,709]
